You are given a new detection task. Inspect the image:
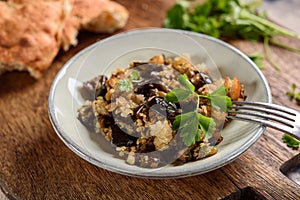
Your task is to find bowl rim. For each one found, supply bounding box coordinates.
[48,28,272,178]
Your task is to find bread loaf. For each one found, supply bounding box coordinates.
[0,0,129,78]
[0,1,68,78]
[62,0,129,50]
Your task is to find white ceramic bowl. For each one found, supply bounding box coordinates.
[48,28,271,178]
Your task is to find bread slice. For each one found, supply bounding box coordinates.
[61,0,129,51]
[0,0,129,78]
[0,1,68,78]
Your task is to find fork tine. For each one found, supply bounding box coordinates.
[232,101,297,116]
[226,115,293,134]
[228,110,295,127]
[228,101,300,140]
[230,105,295,122]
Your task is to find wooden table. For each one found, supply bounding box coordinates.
[1,0,300,199]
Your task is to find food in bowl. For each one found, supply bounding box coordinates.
[77,54,246,168]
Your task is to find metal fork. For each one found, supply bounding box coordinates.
[227,101,300,140]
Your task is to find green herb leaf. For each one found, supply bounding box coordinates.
[209,85,227,96]
[296,93,300,100]
[286,83,300,105]
[178,74,195,92]
[180,120,199,146]
[296,93,300,105]
[165,88,192,103]
[172,114,182,131]
[248,52,265,69]
[195,129,202,143]
[173,111,216,146]
[164,3,186,29]
[166,74,231,147]
[282,134,300,148]
[117,79,133,92]
[130,70,140,81]
[164,0,300,71]
[117,70,140,92]
[199,114,216,138]
[207,86,232,112]
[287,83,297,98]
[173,112,196,130]
[173,112,200,146]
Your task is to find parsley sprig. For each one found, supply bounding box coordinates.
[117,70,140,92]
[164,0,300,71]
[282,134,300,149]
[165,74,232,146]
[286,83,300,106]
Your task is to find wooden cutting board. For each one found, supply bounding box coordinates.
[0,0,299,199]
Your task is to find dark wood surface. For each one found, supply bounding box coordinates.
[1,0,300,199]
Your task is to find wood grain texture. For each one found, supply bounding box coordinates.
[0,0,300,199]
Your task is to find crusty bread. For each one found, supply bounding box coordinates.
[61,0,129,51]
[0,0,129,78]
[76,0,129,33]
[0,1,67,78]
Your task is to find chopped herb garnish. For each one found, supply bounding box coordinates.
[178,74,195,92]
[248,52,265,69]
[199,114,216,139]
[165,74,231,146]
[164,0,300,71]
[282,134,300,149]
[164,88,193,103]
[173,112,202,146]
[130,70,140,81]
[297,94,300,104]
[206,85,233,112]
[286,83,300,106]
[117,70,140,92]
[287,83,297,99]
[117,79,133,92]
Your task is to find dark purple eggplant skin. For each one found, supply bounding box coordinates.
[80,75,108,100]
[134,79,171,97]
[148,97,178,119]
[110,124,138,147]
[77,105,96,132]
[95,75,108,98]
[133,97,179,122]
[200,72,213,85]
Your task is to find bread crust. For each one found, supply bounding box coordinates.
[0,1,66,78]
[0,0,129,78]
[61,0,129,51]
